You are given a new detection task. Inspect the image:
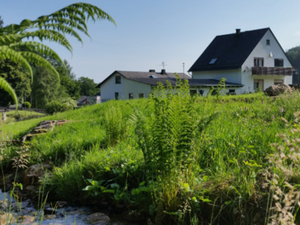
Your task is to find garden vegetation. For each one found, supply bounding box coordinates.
[2,79,300,224]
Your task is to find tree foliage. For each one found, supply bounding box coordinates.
[0,3,115,107]
[286,46,300,72]
[78,76,99,96]
[0,59,31,107]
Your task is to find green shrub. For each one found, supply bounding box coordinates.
[60,97,77,108]
[22,101,31,108]
[45,101,71,114]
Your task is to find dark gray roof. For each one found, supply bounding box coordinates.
[96,70,191,88]
[130,78,243,87]
[189,28,270,72]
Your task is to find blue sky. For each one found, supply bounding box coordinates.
[2,0,300,83]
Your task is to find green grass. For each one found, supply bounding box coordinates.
[3,88,300,224]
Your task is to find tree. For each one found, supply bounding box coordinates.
[286,46,300,72]
[78,77,99,96]
[0,3,115,108]
[31,65,68,108]
[53,60,81,99]
[0,59,31,106]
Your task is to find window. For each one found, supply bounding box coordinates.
[115,76,121,84]
[209,58,217,64]
[139,93,144,98]
[129,93,133,99]
[274,59,284,67]
[227,89,236,95]
[266,39,270,46]
[274,79,283,85]
[199,90,204,96]
[254,58,264,67]
[115,92,119,100]
[190,90,197,96]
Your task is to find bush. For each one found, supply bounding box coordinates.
[22,101,31,109]
[45,101,72,114]
[60,97,77,108]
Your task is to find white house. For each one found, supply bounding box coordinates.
[189,28,294,94]
[96,69,191,102]
[97,69,245,101]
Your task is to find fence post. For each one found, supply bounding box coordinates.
[2,112,6,122]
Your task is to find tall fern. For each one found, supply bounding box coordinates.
[131,76,217,224]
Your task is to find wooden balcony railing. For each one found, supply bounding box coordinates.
[252,67,294,76]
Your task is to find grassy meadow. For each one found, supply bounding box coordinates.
[2,81,300,224]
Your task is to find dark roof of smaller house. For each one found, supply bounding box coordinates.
[96,70,191,88]
[130,78,243,87]
[189,28,270,72]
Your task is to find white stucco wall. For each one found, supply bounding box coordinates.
[100,72,125,102]
[242,30,293,92]
[189,87,242,96]
[123,79,152,99]
[100,73,152,102]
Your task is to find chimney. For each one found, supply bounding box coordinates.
[149,69,155,72]
[236,29,241,37]
[161,69,166,75]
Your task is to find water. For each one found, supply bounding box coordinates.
[0,190,132,225]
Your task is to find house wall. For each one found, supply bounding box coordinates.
[192,69,242,84]
[123,79,152,99]
[189,87,242,96]
[100,72,125,102]
[242,30,293,92]
[191,70,243,94]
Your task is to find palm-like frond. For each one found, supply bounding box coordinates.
[20,51,60,82]
[0,76,18,109]
[0,2,116,107]
[10,41,64,65]
[0,46,33,80]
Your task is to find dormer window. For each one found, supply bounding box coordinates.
[209,58,217,64]
[266,39,270,46]
[115,76,121,84]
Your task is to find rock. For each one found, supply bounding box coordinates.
[56,201,67,208]
[22,163,52,185]
[44,214,56,220]
[44,207,57,215]
[0,213,16,224]
[264,84,293,96]
[87,212,110,222]
[20,215,35,224]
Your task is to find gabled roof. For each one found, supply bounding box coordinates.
[96,70,191,88]
[129,78,243,87]
[189,28,270,72]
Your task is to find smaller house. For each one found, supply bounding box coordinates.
[97,69,191,102]
[77,95,101,106]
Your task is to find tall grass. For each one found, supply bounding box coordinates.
[4,82,300,224]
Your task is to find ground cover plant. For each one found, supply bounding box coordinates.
[2,81,300,224]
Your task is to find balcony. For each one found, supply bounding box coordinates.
[252,67,294,76]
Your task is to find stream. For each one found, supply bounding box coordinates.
[0,190,137,225]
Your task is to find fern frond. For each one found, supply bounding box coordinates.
[0,76,18,109]
[0,46,33,80]
[36,23,86,43]
[20,51,60,82]
[21,30,72,52]
[10,41,64,65]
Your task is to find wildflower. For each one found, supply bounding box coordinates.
[240,107,243,111]
[262,100,264,104]
[268,108,270,112]
[272,116,275,120]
